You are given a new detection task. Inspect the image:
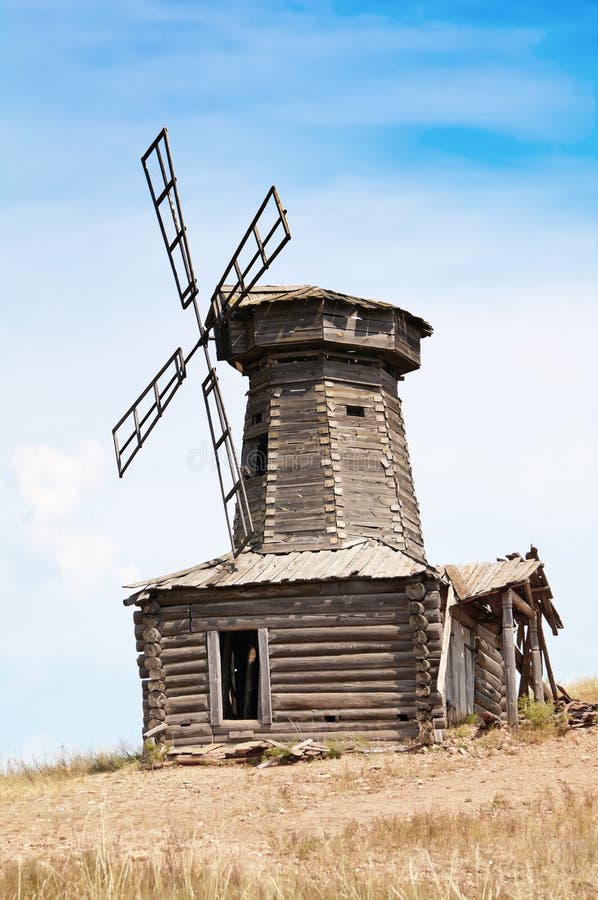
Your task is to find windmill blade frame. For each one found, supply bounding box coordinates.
[208,185,290,327]
[113,346,188,477]
[113,127,291,555]
[142,128,198,309]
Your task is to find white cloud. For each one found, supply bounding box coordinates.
[11,440,105,518]
[10,441,140,597]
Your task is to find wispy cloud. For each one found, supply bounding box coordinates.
[10,441,139,597]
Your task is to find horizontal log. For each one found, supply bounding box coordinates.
[270,667,408,685]
[191,612,410,633]
[272,692,416,711]
[186,589,412,615]
[168,724,214,742]
[166,694,209,713]
[164,680,208,696]
[166,711,211,726]
[271,680,416,693]
[161,633,207,650]
[161,660,208,677]
[269,652,416,672]
[272,706,416,721]
[268,626,404,643]
[159,619,192,637]
[160,646,209,663]
[268,641,414,658]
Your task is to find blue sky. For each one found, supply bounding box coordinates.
[1,0,596,762]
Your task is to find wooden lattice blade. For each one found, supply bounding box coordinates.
[142,128,198,309]
[207,186,290,328]
[112,348,187,477]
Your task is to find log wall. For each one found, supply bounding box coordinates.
[443,614,507,723]
[134,576,445,747]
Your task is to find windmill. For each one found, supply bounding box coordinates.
[112,128,291,556]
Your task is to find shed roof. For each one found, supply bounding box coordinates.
[124,538,434,603]
[230,285,433,337]
[442,558,544,602]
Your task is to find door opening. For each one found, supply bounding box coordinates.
[219,630,260,719]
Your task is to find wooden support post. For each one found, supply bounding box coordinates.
[537,615,559,702]
[529,613,544,703]
[502,590,518,728]
[206,630,223,727]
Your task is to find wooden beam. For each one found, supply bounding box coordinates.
[502,590,519,728]
[258,628,272,725]
[529,613,544,703]
[206,630,223,727]
[536,615,559,701]
[509,588,534,619]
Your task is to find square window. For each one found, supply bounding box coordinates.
[346,405,365,417]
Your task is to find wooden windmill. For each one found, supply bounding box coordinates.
[117,130,564,752]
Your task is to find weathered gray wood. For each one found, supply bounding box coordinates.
[270,667,404,685]
[165,694,209,713]
[502,591,518,728]
[270,706,415,721]
[529,613,544,703]
[258,628,272,725]
[271,679,416,692]
[206,630,223,728]
[272,692,415,711]
[190,612,408,632]
[475,647,504,683]
[269,652,415,671]
[161,659,208,677]
[160,645,207,663]
[268,640,414,658]
[509,590,534,619]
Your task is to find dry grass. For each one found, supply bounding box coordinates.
[0,747,138,799]
[1,787,595,899]
[565,675,598,703]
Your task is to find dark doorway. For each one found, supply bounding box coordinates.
[219,630,260,719]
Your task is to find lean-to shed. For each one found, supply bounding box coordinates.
[439,549,562,726]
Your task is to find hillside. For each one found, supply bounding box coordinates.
[1,723,596,898]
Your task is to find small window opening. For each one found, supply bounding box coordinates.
[251,411,263,425]
[324,714,340,722]
[346,405,365,417]
[219,630,260,719]
[243,433,268,477]
[397,714,409,722]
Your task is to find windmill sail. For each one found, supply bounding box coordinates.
[113,347,187,477]
[208,186,290,327]
[112,128,290,555]
[142,128,198,309]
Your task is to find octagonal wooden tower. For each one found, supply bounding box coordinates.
[125,287,447,748]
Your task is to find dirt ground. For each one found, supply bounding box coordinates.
[3,727,596,865]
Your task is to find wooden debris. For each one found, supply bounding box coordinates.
[562,700,597,729]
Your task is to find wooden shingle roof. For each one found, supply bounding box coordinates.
[124,538,435,602]
[232,284,433,337]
